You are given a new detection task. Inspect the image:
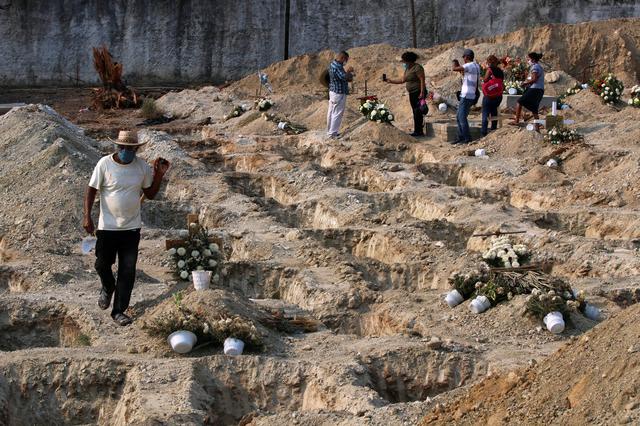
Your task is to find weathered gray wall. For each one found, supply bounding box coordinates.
[0,0,639,86]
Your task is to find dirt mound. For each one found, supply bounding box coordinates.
[156,86,232,123]
[422,303,640,425]
[0,105,102,254]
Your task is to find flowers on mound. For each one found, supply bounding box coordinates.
[224,104,249,120]
[589,73,624,104]
[628,85,640,107]
[525,288,569,319]
[503,80,524,95]
[359,96,378,117]
[255,97,273,111]
[500,56,528,82]
[543,126,585,145]
[168,226,223,282]
[359,96,394,124]
[482,236,530,268]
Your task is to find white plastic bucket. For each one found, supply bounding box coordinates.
[508,88,518,95]
[277,121,287,130]
[81,236,97,255]
[167,330,197,354]
[438,103,447,113]
[192,270,212,291]
[474,148,486,157]
[584,304,601,321]
[546,158,558,168]
[224,337,245,355]
[526,124,535,131]
[543,311,565,334]
[469,295,491,314]
[445,289,464,308]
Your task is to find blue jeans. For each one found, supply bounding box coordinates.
[456,98,474,142]
[481,95,502,136]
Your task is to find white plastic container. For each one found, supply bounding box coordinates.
[546,158,558,168]
[526,123,535,131]
[581,83,589,89]
[474,148,486,157]
[543,311,565,334]
[277,121,287,130]
[469,296,491,314]
[167,330,197,354]
[438,103,447,113]
[224,337,245,355]
[583,304,601,321]
[508,88,518,95]
[81,236,97,255]
[445,289,464,308]
[192,270,212,291]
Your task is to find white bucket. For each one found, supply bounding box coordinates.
[469,295,491,314]
[581,83,589,89]
[526,124,535,131]
[192,270,212,291]
[445,289,464,308]
[546,158,558,168]
[224,337,245,355]
[81,236,97,255]
[438,103,447,113]
[508,88,518,95]
[474,148,486,157]
[583,304,601,321]
[167,330,197,354]
[543,311,565,334]
[277,121,287,130]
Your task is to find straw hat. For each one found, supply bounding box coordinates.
[109,130,146,146]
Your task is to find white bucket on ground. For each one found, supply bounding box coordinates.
[445,289,464,308]
[584,304,601,321]
[81,236,97,255]
[438,103,447,113]
[167,330,197,354]
[469,295,491,314]
[277,121,287,130]
[526,124,535,131]
[224,337,245,355]
[546,158,558,168]
[474,148,486,157]
[508,88,518,95]
[192,270,212,291]
[543,311,565,334]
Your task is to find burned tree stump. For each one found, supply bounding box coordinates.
[91,46,140,110]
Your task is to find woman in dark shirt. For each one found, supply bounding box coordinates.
[481,55,504,136]
[384,51,426,136]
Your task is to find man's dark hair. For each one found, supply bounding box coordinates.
[340,50,349,58]
[401,51,418,63]
[528,52,543,62]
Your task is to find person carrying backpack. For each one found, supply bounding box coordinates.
[481,55,504,137]
[452,49,481,144]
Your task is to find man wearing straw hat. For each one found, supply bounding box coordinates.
[83,131,170,326]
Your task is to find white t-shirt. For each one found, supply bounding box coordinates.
[89,155,153,230]
[461,62,481,99]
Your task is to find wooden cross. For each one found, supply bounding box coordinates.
[165,214,226,258]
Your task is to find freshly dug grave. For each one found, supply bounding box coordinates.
[422,303,640,425]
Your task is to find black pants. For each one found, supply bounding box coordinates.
[481,95,502,136]
[95,229,141,317]
[408,90,424,135]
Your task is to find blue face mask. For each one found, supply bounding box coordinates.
[117,148,136,164]
[403,63,409,71]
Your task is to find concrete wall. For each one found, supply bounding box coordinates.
[0,0,639,86]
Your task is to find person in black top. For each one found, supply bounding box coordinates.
[481,55,504,136]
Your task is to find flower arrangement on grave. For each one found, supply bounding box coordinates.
[167,225,223,282]
[359,96,379,117]
[224,104,249,120]
[525,289,569,319]
[262,112,307,135]
[482,236,530,268]
[543,126,585,145]
[143,293,263,349]
[503,80,524,95]
[589,73,624,104]
[255,98,273,111]
[448,267,490,299]
[628,85,640,107]
[368,103,394,124]
[500,56,528,82]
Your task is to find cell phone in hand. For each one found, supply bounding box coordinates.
[382,73,387,82]
[453,59,460,66]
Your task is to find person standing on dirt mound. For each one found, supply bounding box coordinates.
[327,51,355,139]
[384,51,427,137]
[481,55,505,136]
[83,131,170,326]
[509,52,545,128]
[452,49,481,144]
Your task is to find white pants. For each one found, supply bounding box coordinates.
[327,91,347,136]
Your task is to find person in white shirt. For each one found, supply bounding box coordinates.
[452,49,481,144]
[83,131,169,326]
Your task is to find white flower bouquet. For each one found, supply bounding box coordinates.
[224,104,249,120]
[589,73,624,104]
[543,126,585,145]
[503,80,524,95]
[359,96,379,117]
[482,236,530,268]
[628,85,640,107]
[168,226,223,282]
[368,103,395,124]
[255,97,274,111]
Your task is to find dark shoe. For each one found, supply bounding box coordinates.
[451,139,464,145]
[112,313,132,326]
[410,132,425,137]
[98,290,112,310]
